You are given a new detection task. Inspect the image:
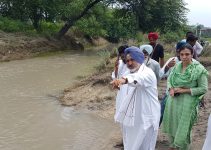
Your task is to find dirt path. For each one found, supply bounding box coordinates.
[60,57,211,150]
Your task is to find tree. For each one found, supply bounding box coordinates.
[0,0,189,39]
[0,0,28,21]
[0,0,61,31]
[56,0,103,39]
[115,0,187,33]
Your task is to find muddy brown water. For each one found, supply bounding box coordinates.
[0,51,118,150]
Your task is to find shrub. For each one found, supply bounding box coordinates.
[40,21,63,35]
[0,16,62,37]
[161,32,181,44]
[95,49,112,72]
[136,32,148,43]
[0,16,33,32]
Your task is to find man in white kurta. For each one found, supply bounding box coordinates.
[202,114,211,150]
[181,31,203,59]
[111,46,161,150]
[111,45,130,148]
[111,45,130,120]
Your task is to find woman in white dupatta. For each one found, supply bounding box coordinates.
[111,46,160,150]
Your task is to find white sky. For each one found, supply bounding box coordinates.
[184,0,211,27]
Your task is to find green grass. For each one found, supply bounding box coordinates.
[204,38,211,43]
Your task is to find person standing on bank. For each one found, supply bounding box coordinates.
[162,43,208,150]
[140,44,161,82]
[148,32,164,67]
[112,45,130,118]
[111,45,129,148]
[182,31,203,59]
[112,45,129,80]
[186,34,199,60]
[111,46,160,150]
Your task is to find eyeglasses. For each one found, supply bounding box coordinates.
[126,58,134,63]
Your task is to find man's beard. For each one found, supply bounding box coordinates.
[130,65,140,73]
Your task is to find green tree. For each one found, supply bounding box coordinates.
[103,9,137,42]
[56,0,103,38]
[0,0,189,39]
[75,4,137,41]
[116,0,187,33]
[0,0,61,31]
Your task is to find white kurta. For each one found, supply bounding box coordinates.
[202,114,211,150]
[194,41,203,56]
[112,60,130,118]
[116,64,161,150]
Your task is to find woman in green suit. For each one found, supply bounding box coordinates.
[162,43,208,150]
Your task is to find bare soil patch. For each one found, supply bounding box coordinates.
[0,31,109,62]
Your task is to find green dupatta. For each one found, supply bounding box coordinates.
[168,60,208,100]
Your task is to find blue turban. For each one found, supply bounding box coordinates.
[176,41,186,51]
[124,46,145,64]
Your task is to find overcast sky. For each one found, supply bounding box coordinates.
[184,0,211,27]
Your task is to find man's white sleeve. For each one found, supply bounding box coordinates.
[194,41,203,55]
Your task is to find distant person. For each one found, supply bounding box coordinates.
[148,32,164,67]
[182,31,203,59]
[186,34,199,59]
[111,46,160,150]
[202,114,211,150]
[140,44,160,82]
[112,45,129,79]
[162,43,208,150]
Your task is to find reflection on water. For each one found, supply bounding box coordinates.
[0,51,117,150]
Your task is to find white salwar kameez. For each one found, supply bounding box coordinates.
[115,64,161,150]
[202,114,211,150]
